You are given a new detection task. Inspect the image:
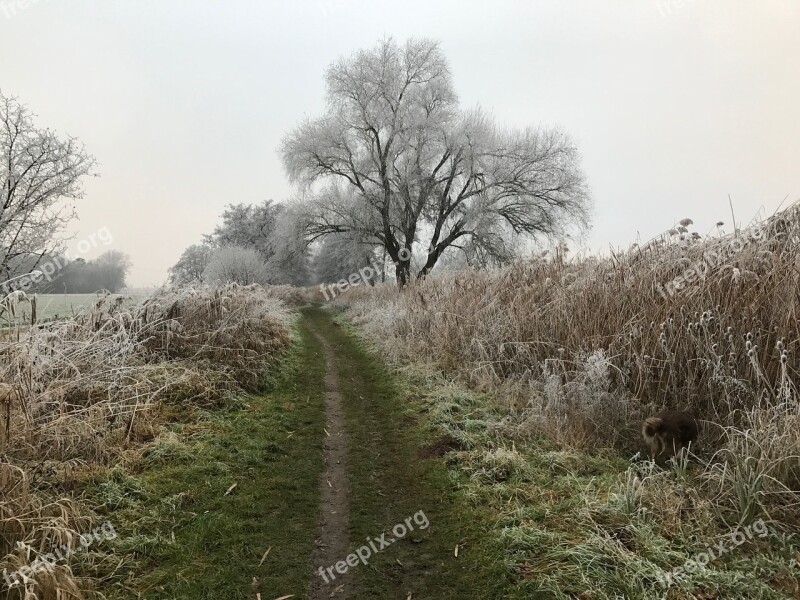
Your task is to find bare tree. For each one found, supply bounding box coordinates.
[281,38,590,287]
[0,91,96,282]
[205,200,282,258]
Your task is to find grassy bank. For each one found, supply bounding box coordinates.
[89,317,327,599]
[331,204,800,597]
[389,364,800,598]
[0,285,295,599]
[330,305,800,599]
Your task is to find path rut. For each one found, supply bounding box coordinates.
[308,329,351,599]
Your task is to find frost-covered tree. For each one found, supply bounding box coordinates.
[206,200,282,259]
[169,243,213,286]
[312,234,380,284]
[264,206,312,286]
[281,38,590,287]
[93,250,132,292]
[203,200,310,285]
[0,91,96,281]
[203,246,269,286]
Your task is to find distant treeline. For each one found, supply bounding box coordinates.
[2,250,132,294]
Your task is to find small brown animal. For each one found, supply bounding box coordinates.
[642,411,698,460]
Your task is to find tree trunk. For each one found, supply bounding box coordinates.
[395,261,410,289]
[416,247,442,280]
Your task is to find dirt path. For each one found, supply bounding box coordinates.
[308,328,351,599]
[302,307,509,599]
[99,306,508,599]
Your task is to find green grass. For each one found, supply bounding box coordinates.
[305,306,514,599]
[328,317,800,599]
[34,293,106,320]
[77,304,797,599]
[400,378,799,599]
[87,317,327,599]
[90,305,520,599]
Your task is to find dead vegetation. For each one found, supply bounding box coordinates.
[337,203,800,529]
[0,283,293,599]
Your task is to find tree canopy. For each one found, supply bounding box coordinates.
[24,250,132,293]
[170,201,312,287]
[169,244,213,286]
[282,38,591,286]
[0,91,96,282]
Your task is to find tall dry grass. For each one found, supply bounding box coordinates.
[0,283,292,599]
[337,203,800,524]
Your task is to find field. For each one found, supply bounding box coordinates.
[36,293,144,321]
[32,293,100,320]
[0,293,148,326]
[3,6,797,599]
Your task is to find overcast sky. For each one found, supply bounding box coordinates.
[1,0,798,286]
